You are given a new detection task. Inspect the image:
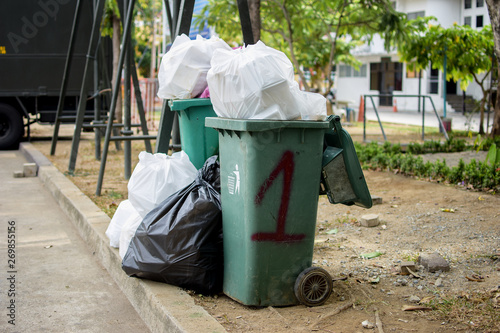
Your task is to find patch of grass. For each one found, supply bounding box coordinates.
[401,252,419,262]
[354,140,500,192]
[92,190,126,217]
[334,215,358,225]
[428,290,500,332]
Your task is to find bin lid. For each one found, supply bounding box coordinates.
[170,98,212,111]
[205,117,330,132]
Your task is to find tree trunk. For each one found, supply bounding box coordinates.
[486,0,500,136]
[247,0,261,43]
[493,67,500,135]
[112,14,123,125]
[473,74,488,134]
[279,2,309,91]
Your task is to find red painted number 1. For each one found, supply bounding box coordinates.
[251,150,305,243]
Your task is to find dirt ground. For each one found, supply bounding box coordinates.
[29,123,500,333]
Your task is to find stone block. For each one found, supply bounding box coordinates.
[360,214,379,227]
[23,163,37,177]
[400,261,416,275]
[371,196,383,205]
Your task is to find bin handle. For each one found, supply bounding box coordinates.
[325,115,344,146]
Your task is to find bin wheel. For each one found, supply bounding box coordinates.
[294,267,333,307]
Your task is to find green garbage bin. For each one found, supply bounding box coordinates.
[205,117,332,307]
[169,98,219,169]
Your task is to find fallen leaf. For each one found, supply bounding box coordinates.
[440,208,455,213]
[332,276,348,282]
[402,305,433,311]
[406,268,422,279]
[478,196,485,201]
[361,251,383,259]
[326,228,338,235]
[466,275,485,282]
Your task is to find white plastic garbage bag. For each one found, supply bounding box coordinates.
[157,34,231,100]
[296,90,328,121]
[127,151,197,218]
[106,199,136,248]
[207,41,327,120]
[118,209,143,259]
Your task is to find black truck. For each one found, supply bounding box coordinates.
[0,0,104,149]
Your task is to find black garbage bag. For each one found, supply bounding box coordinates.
[122,156,223,295]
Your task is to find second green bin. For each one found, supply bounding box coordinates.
[206,117,330,306]
[170,98,219,169]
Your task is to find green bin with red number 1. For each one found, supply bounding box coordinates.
[206,117,332,306]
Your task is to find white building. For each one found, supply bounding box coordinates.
[335,0,491,113]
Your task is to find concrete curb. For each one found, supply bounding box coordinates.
[20,142,226,333]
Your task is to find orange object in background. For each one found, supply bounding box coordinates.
[358,96,365,122]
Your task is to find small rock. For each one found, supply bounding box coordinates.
[435,278,444,287]
[371,196,383,205]
[409,295,421,303]
[417,253,450,272]
[360,214,380,227]
[13,170,24,178]
[396,278,408,286]
[362,320,376,329]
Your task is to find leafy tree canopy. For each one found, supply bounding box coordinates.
[399,17,494,91]
[196,0,405,92]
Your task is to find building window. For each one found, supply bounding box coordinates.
[353,64,367,77]
[465,0,472,9]
[428,67,439,94]
[407,11,425,20]
[339,64,366,78]
[339,65,352,77]
[464,16,471,26]
[477,0,484,7]
[476,15,484,28]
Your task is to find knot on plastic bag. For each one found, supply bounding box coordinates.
[207,40,327,120]
[157,34,231,100]
[198,155,220,192]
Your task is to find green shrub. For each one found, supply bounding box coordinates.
[354,140,500,192]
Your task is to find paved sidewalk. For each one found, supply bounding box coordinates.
[0,149,150,332]
[363,107,493,133]
[1,143,226,333]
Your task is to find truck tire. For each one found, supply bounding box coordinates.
[0,103,24,150]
